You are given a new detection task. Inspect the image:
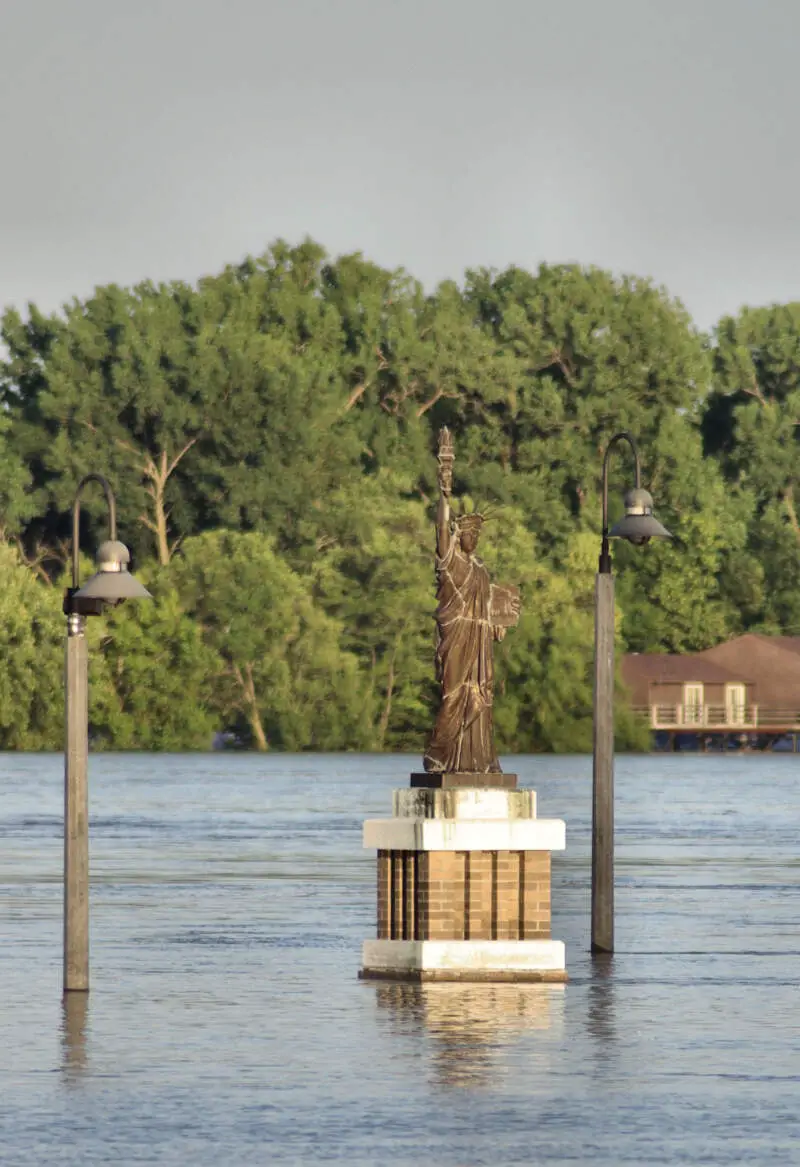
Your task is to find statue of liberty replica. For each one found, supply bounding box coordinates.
[362,429,567,986]
[420,427,521,784]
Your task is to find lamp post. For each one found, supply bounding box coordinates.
[63,474,151,993]
[592,433,671,954]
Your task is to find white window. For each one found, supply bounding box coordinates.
[726,683,746,726]
[683,683,704,726]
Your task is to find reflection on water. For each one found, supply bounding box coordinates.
[374,981,565,1088]
[587,953,616,1051]
[60,993,89,1077]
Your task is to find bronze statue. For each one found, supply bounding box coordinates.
[423,428,521,774]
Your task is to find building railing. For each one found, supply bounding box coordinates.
[633,705,800,731]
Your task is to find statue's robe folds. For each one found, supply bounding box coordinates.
[423,539,501,774]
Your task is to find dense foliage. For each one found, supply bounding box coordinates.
[1,241,795,751]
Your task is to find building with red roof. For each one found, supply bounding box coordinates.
[622,634,800,748]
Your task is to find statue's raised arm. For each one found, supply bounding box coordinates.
[436,427,454,561]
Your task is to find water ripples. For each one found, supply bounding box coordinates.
[2,752,800,1164]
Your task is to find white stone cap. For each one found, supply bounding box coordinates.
[362,938,566,974]
[362,817,566,852]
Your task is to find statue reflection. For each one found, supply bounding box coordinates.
[374,981,564,1089]
[61,993,89,1078]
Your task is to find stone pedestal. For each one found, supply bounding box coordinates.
[360,785,567,982]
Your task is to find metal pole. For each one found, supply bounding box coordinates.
[62,474,121,996]
[592,571,615,953]
[591,430,640,954]
[64,612,89,992]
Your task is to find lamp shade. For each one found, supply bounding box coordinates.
[74,540,152,602]
[608,488,672,544]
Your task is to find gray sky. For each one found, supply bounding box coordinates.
[1,0,798,330]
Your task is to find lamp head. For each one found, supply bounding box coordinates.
[74,540,152,603]
[608,487,672,545]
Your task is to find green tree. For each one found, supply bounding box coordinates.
[703,303,800,633]
[614,413,743,652]
[460,263,710,549]
[0,544,63,749]
[90,583,221,750]
[0,414,33,543]
[476,515,647,753]
[461,263,742,657]
[168,530,370,750]
[3,242,774,754]
[307,471,437,750]
[1,281,219,567]
[193,241,362,550]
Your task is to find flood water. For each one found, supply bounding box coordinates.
[1,752,799,1165]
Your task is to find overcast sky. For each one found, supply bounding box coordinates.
[1,0,798,330]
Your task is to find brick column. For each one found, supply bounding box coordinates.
[361,787,567,982]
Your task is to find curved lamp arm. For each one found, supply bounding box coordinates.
[71,474,117,590]
[599,431,641,574]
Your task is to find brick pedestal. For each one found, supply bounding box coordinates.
[360,785,567,982]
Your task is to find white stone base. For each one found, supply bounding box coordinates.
[362,816,566,852]
[361,939,567,982]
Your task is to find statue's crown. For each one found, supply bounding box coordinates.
[454,512,486,533]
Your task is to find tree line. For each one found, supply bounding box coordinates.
[1,239,797,751]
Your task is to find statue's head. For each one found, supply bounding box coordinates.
[456,513,484,555]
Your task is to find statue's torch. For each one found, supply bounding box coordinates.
[437,426,454,496]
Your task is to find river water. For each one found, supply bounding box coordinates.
[1,752,798,1165]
